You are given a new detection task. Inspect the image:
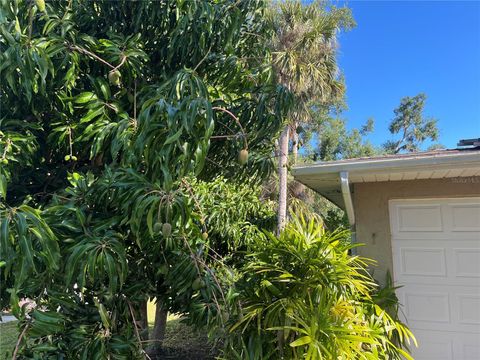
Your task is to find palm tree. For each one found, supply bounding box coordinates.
[268,0,354,232]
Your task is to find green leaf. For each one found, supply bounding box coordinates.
[146,202,155,236]
[290,336,312,347]
[94,299,110,330]
[80,106,104,123]
[0,217,11,260]
[0,172,6,199]
[97,77,111,100]
[15,212,36,272]
[74,92,98,104]
[164,128,183,145]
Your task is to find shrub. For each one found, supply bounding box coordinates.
[223,214,416,360]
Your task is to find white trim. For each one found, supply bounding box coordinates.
[293,151,480,177]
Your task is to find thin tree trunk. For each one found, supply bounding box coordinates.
[291,121,298,165]
[139,300,149,341]
[147,301,168,356]
[277,125,290,349]
[277,125,289,234]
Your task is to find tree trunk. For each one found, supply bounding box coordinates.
[291,121,298,165]
[147,301,168,357]
[139,300,149,341]
[277,125,289,234]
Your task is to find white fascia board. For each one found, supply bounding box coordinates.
[292,152,480,179]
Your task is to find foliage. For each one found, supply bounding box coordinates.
[426,143,446,151]
[288,185,349,232]
[0,0,290,357]
[2,170,276,358]
[310,116,377,161]
[223,215,416,360]
[188,177,276,252]
[371,272,402,319]
[321,205,349,232]
[371,272,415,359]
[268,0,354,117]
[383,93,439,153]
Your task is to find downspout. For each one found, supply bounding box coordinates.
[339,171,356,250]
[339,171,355,227]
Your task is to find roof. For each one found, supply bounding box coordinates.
[292,147,480,210]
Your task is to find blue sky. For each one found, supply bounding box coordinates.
[336,0,480,149]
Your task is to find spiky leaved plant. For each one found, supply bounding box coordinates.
[224,213,416,360]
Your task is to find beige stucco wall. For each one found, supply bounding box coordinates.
[352,176,480,285]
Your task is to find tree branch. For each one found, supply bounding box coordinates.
[68,45,116,69]
[12,323,29,360]
[127,300,152,360]
[212,107,248,149]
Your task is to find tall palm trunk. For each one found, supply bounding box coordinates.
[291,121,298,164]
[277,125,289,234]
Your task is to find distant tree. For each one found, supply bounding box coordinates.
[313,117,377,161]
[383,93,439,153]
[361,117,375,135]
[427,143,446,151]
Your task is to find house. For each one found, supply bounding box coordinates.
[292,141,480,360]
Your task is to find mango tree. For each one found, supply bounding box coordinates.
[0,0,290,358]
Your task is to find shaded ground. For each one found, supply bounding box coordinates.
[0,321,18,360]
[0,318,215,360]
[150,317,217,360]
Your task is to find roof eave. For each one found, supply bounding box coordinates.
[292,151,480,211]
[292,152,480,178]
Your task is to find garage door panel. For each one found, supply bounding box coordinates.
[460,340,480,360]
[454,249,480,278]
[393,232,480,240]
[410,330,454,360]
[412,330,480,360]
[404,291,450,323]
[393,273,479,287]
[451,203,480,232]
[392,240,480,286]
[396,285,451,330]
[390,198,480,360]
[396,285,480,335]
[398,247,447,276]
[457,295,480,325]
[395,204,443,232]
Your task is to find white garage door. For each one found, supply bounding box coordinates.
[389,198,480,360]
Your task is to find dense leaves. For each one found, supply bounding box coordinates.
[311,117,377,161]
[0,0,289,357]
[0,1,416,359]
[224,215,416,360]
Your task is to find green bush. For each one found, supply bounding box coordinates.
[223,214,416,360]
